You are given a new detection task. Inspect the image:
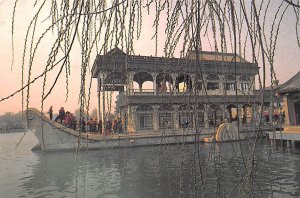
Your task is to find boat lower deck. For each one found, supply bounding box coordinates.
[27,108,275,151]
[268,126,300,141]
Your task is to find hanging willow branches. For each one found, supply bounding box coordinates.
[6,0,299,112]
[5,0,300,196]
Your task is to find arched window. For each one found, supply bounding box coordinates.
[158,104,174,129]
[196,104,205,127]
[239,75,251,91]
[195,81,203,91]
[242,104,253,124]
[136,105,153,130]
[133,72,154,92]
[136,105,154,112]
[208,104,223,127]
[239,75,251,81]
[175,74,192,92]
[195,75,204,92]
[156,73,173,93]
[206,74,220,90]
[226,104,238,122]
[225,74,236,91]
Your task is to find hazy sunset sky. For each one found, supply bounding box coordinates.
[0,0,299,116]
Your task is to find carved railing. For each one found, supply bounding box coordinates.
[116,89,255,97]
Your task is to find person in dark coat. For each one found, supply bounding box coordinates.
[48,106,53,120]
[116,118,123,134]
[98,120,102,134]
[55,107,65,124]
[106,120,112,134]
[80,119,86,132]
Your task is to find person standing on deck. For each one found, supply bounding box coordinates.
[98,120,102,134]
[113,118,117,133]
[59,107,66,124]
[91,118,97,132]
[80,119,86,132]
[116,117,122,134]
[64,111,71,127]
[48,106,53,120]
[87,118,93,132]
[55,107,66,124]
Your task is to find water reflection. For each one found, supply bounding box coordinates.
[16,140,299,198]
[0,133,299,197]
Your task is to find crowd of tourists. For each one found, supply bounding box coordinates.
[51,107,77,130]
[48,106,125,134]
[82,117,124,134]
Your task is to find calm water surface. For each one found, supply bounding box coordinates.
[0,131,299,198]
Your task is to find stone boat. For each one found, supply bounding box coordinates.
[26,108,214,151]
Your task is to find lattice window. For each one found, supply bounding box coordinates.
[206,74,220,90]
[196,104,205,127]
[137,113,153,130]
[136,105,154,130]
[226,83,236,91]
[159,113,174,129]
[196,112,205,127]
[239,75,251,91]
[225,74,236,91]
[158,104,174,129]
[178,105,193,128]
[136,104,154,112]
[241,83,250,91]
[208,105,223,127]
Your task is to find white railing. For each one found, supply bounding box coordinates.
[129,89,220,96]
[116,89,254,96]
[133,89,155,95]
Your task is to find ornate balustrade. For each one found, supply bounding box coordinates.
[116,89,253,99]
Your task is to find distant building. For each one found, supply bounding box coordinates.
[92,48,272,133]
[0,122,26,132]
[276,71,300,126]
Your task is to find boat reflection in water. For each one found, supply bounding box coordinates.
[19,138,300,198]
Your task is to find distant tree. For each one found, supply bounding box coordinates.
[90,108,98,119]
[0,112,25,125]
[74,108,88,119]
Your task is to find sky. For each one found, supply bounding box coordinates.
[0,0,299,116]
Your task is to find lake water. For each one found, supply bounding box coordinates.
[0,131,299,198]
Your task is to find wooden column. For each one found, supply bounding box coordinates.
[101,74,106,137]
[153,73,157,95]
[174,105,180,130]
[171,74,177,94]
[127,105,135,132]
[219,75,225,95]
[204,105,209,129]
[283,96,295,126]
[97,75,101,134]
[153,105,159,131]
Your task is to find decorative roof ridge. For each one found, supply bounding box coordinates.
[277,70,300,94]
[187,50,249,63]
[105,47,126,56]
[188,50,238,55]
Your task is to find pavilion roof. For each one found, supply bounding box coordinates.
[186,50,248,63]
[277,71,300,94]
[91,47,258,78]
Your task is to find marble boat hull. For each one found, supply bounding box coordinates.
[26,108,213,151]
